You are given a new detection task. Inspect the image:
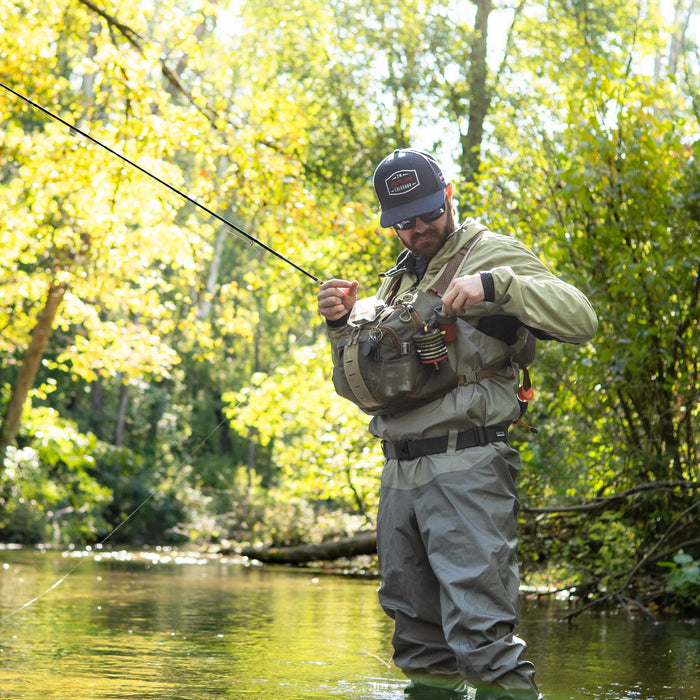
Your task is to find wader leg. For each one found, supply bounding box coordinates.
[377,445,539,699]
[377,475,464,690]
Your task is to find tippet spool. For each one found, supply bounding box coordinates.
[413,328,449,368]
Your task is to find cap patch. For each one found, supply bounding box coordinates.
[386,169,420,196]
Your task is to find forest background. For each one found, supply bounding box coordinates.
[0,0,698,612]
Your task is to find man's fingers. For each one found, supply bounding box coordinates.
[441,275,484,314]
[317,279,358,321]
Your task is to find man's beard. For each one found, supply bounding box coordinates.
[401,207,456,259]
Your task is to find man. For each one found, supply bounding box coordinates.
[317,148,598,700]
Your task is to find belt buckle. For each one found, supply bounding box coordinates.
[397,440,412,460]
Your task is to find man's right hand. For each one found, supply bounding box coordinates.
[317,279,359,321]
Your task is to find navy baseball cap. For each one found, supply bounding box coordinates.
[373,148,447,227]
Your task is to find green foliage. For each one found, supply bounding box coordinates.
[245,490,369,549]
[482,0,700,503]
[0,0,697,614]
[225,339,382,525]
[567,512,640,586]
[0,406,111,543]
[93,445,189,546]
[519,507,643,591]
[176,462,268,544]
[0,402,188,546]
[658,550,700,611]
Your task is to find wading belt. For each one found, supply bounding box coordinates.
[381,425,509,460]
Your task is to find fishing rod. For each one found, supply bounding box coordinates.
[0,80,322,284]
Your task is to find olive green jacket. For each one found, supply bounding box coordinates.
[327,219,598,441]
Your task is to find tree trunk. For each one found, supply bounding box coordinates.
[241,428,257,521]
[196,224,227,321]
[89,376,104,439]
[461,0,493,184]
[0,281,68,467]
[114,375,129,447]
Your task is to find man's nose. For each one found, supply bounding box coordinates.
[413,217,429,232]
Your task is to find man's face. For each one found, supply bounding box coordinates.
[394,201,455,259]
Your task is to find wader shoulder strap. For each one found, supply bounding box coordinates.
[426,230,485,298]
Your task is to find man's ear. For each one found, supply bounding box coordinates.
[445,182,455,213]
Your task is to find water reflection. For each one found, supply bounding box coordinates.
[518,597,699,699]
[0,548,697,699]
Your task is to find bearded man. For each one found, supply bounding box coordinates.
[317,148,598,700]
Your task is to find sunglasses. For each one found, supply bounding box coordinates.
[393,199,447,231]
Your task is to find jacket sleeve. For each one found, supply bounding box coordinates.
[467,232,598,344]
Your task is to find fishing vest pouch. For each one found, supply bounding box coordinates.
[332,290,460,415]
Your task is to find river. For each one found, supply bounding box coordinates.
[0,547,697,699]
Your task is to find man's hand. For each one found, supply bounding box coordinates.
[441,274,485,315]
[317,279,359,321]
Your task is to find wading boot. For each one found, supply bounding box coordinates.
[474,690,543,700]
[405,678,471,699]
[405,686,470,700]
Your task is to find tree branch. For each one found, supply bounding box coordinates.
[76,0,221,128]
[522,480,699,515]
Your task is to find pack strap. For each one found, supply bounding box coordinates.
[342,331,380,409]
[384,227,486,304]
[426,229,486,297]
[457,358,512,385]
[381,425,509,460]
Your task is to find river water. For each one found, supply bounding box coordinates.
[0,547,697,699]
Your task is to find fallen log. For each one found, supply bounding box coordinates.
[239,530,377,564]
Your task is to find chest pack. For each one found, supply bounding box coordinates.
[331,234,526,416]
[332,289,460,415]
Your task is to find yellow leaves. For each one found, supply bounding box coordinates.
[58,323,181,383]
[243,271,264,292]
